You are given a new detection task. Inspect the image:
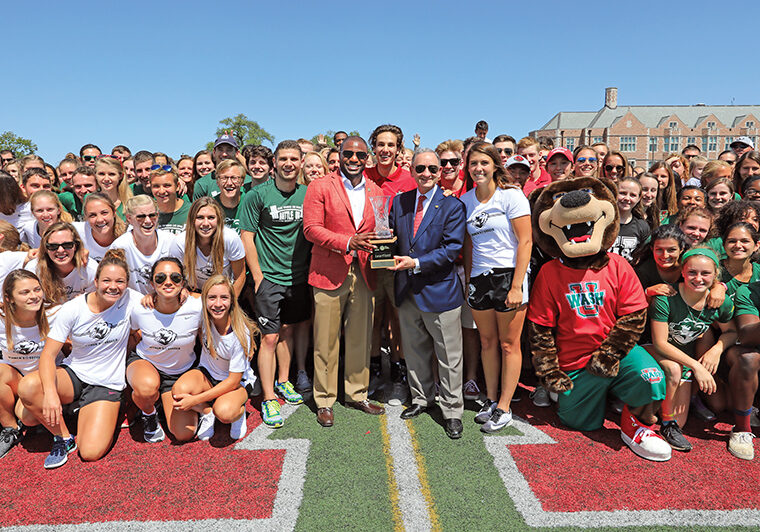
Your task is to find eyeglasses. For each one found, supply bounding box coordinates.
[134,212,159,221]
[496,148,513,156]
[341,151,369,161]
[604,165,625,173]
[97,154,119,160]
[576,157,598,164]
[45,241,76,251]
[745,189,760,198]
[153,272,183,285]
[440,158,460,167]
[150,164,173,172]
[414,165,440,174]
[82,155,98,162]
[218,175,243,183]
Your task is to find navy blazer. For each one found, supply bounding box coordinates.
[389,186,466,313]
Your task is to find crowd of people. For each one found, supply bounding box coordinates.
[0,120,759,470]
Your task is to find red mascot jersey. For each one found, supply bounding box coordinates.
[527,253,647,371]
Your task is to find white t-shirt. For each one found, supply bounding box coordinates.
[199,321,251,382]
[0,251,28,302]
[110,230,175,294]
[0,307,60,375]
[73,221,110,263]
[20,220,43,249]
[130,296,202,375]
[168,227,245,291]
[0,202,33,227]
[25,258,98,302]
[461,186,530,276]
[50,289,142,390]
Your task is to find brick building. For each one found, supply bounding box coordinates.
[530,88,760,168]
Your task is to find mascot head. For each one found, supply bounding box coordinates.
[532,177,619,266]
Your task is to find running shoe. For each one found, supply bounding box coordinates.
[728,430,755,460]
[230,410,247,440]
[660,422,692,452]
[143,412,165,443]
[475,399,497,424]
[0,426,21,459]
[387,380,408,406]
[44,435,77,469]
[275,381,303,405]
[481,408,513,433]
[197,411,216,441]
[530,386,551,407]
[295,370,312,394]
[690,395,716,422]
[463,380,481,401]
[262,399,284,428]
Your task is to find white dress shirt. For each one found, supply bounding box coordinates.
[341,173,366,230]
[411,185,438,273]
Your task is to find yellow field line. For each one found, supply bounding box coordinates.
[380,414,405,532]
[406,420,441,532]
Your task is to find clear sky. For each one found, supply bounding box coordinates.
[5,0,759,162]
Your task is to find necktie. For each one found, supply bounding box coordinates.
[413,195,426,236]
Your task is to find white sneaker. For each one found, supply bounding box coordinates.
[143,412,165,443]
[230,411,247,440]
[197,412,216,441]
[481,408,513,433]
[621,426,672,462]
[530,386,551,407]
[728,430,755,460]
[475,399,497,424]
[463,380,481,401]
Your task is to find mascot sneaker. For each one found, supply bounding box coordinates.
[620,405,671,462]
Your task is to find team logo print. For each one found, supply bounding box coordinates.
[471,212,489,229]
[15,340,41,355]
[468,283,476,298]
[640,367,663,383]
[87,320,117,340]
[154,328,177,346]
[138,264,152,283]
[565,282,605,318]
[258,316,270,327]
[668,318,709,345]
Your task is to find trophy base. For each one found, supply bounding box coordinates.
[370,236,397,269]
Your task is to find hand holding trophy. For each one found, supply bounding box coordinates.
[369,195,397,268]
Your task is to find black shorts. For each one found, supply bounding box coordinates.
[62,365,122,410]
[254,278,312,335]
[467,267,528,312]
[126,352,183,396]
[197,366,223,388]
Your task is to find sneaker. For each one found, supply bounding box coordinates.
[690,395,716,422]
[196,412,216,441]
[549,391,558,402]
[621,425,672,462]
[530,386,551,407]
[660,422,692,452]
[230,410,247,440]
[387,380,409,406]
[44,435,77,469]
[728,430,755,460]
[0,426,21,458]
[274,381,303,405]
[463,380,481,401]
[481,408,513,433]
[750,406,760,428]
[475,399,497,424]
[142,412,165,443]
[295,370,312,394]
[261,399,283,428]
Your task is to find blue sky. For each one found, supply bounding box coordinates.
[5,1,758,162]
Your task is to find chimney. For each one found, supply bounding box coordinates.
[605,87,618,109]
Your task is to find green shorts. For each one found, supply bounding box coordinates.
[557,345,666,431]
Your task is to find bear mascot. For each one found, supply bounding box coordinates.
[526,177,672,462]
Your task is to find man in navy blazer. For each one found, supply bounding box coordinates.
[388,148,467,439]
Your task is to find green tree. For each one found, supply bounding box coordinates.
[0,131,37,156]
[309,130,362,147]
[206,114,274,151]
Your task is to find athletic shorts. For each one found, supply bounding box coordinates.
[126,352,184,396]
[62,365,122,410]
[556,345,666,432]
[254,278,312,335]
[467,267,529,312]
[197,366,223,388]
[373,268,396,307]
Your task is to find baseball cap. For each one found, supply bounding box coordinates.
[730,136,755,150]
[546,147,573,163]
[505,154,530,170]
[213,134,239,150]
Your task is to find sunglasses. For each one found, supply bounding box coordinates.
[341,150,369,161]
[496,148,513,156]
[153,272,183,285]
[414,164,440,174]
[576,157,598,164]
[45,241,76,251]
[97,154,119,160]
[440,158,461,167]
[605,165,625,173]
[134,212,158,221]
[82,155,98,162]
[150,164,173,172]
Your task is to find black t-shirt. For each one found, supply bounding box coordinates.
[610,217,650,261]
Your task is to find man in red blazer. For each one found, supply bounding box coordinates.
[303,136,387,427]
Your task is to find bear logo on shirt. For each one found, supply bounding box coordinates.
[15,340,41,355]
[154,328,177,346]
[87,320,116,340]
[200,264,215,278]
[137,265,152,284]
[471,212,490,229]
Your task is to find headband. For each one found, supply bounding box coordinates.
[680,247,720,269]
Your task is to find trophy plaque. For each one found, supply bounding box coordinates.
[369,196,397,269]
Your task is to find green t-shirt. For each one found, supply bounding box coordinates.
[720,262,760,298]
[650,290,734,357]
[705,237,726,261]
[220,191,246,235]
[131,182,149,196]
[158,200,191,234]
[193,170,253,201]
[734,281,760,317]
[238,179,310,286]
[58,191,83,221]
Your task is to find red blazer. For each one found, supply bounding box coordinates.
[303,171,384,290]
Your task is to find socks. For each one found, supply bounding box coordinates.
[734,408,752,433]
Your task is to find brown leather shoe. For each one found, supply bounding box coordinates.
[346,399,385,415]
[317,407,334,427]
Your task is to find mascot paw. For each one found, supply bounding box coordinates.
[543,369,573,394]
[586,350,620,378]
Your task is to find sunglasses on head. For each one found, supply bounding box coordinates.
[45,241,76,251]
[82,155,98,162]
[414,164,439,174]
[153,272,183,285]
[605,164,624,173]
[150,164,172,172]
[496,148,513,156]
[576,157,598,164]
[134,212,158,221]
[440,158,460,167]
[342,150,368,161]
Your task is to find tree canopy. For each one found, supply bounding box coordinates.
[206,114,274,151]
[0,131,37,156]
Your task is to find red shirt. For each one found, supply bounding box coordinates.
[364,165,416,196]
[522,168,551,197]
[527,253,647,371]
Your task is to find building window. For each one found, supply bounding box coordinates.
[707,121,716,129]
[592,136,603,144]
[702,136,708,152]
[747,121,755,129]
[687,137,696,146]
[708,136,717,151]
[649,137,658,152]
[620,136,636,152]
[669,121,677,129]
[664,136,678,152]
[565,137,575,151]
[725,136,734,150]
